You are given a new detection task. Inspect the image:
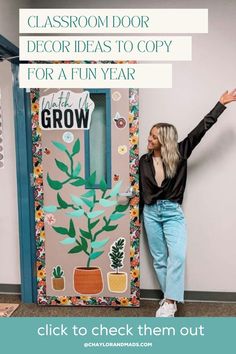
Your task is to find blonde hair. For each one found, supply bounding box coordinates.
[149,123,180,178]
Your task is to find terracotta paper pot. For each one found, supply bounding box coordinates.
[73,267,103,294]
[107,272,127,293]
[52,277,65,291]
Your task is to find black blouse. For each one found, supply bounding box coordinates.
[139,101,227,208]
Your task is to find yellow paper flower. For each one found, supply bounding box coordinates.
[59,297,69,305]
[130,208,139,218]
[40,231,45,239]
[34,166,43,177]
[37,269,46,279]
[118,145,128,155]
[130,135,138,145]
[131,269,139,278]
[80,296,90,301]
[36,210,44,220]
[36,125,42,134]
[130,247,135,258]
[32,102,39,112]
[129,113,134,123]
[119,297,129,306]
[132,183,139,193]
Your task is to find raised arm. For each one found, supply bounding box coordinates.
[178,89,236,159]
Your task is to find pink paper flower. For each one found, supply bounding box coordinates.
[45,213,56,225]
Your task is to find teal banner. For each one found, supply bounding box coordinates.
[0,317,235,353]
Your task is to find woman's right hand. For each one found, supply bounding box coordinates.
[219,89,236,105]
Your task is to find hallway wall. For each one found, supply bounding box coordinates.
[0,0,30,285]
[0,60,20,284]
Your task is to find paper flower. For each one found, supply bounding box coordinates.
[112,91,122,101]
[45,213,56,225]
[63,131,74,143]
[118,145,128,155]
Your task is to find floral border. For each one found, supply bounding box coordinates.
[32,87,140,307]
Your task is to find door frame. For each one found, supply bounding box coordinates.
[0,35,36,303]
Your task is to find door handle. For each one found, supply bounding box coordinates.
[118,187,135,198]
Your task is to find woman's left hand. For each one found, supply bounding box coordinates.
[219,89,236,105]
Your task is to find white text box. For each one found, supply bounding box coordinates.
[20,36,192,61]
[20,9,208,33]
[19,63,172,88]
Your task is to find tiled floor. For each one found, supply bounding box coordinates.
[1,295,236,317]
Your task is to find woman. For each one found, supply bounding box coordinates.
[139,90,236,317]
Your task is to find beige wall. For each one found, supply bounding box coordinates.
[138,0,236,292]
[0,0,30,285]
[0,61,20,284]
[1,0,236,295]
[0,0,30,46]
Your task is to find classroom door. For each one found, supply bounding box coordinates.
[32,88,140,307]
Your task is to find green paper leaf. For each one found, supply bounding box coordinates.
[53,265,64,278]
[80,237,88,251]
[73,162,81,177]
[79,229,92,240]
[68,219,76,238]
[81,190,95,198]
[115,203,130,212]
[87,171,96,186]
[52,141,67,152]
[72,138,81,156]
[57,193,68,209]
[60,237,75,245]
[43,205,57,213]
[52,226,68,235]
[91,238,109,249]
[55,159,69,174]
[109,237,125,271]
[70,178,85,187]
[89,251,104,260]
[100,178,107,192]
[87,210,104,219]
[131,105,138,114]
[47,173,63,190]
[68,244,83,254]
[103,224,118,232]
[67,209,84,218]
[110,213,125,221]
[81,197,94,208]
[71,195,85,206]
[99,199,117,208]
[90,219,100,230]
[109,180,122,197]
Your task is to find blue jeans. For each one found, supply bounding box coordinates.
[143,200,187,302]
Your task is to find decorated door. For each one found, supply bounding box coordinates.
[32,87,139,306]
